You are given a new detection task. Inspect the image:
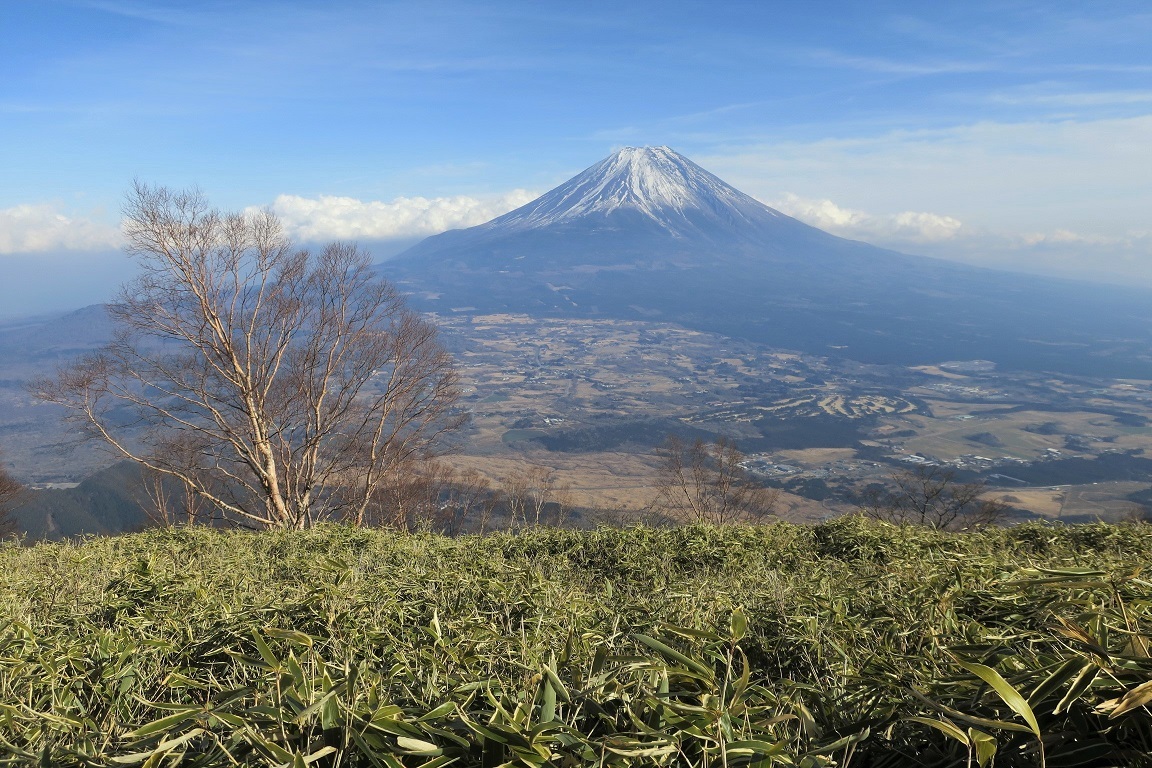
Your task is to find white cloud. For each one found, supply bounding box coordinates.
[1021,229,1150,247]
[260,190,538,242]
[695,115,1152,286]
[767,193,963,244]
[0,203,122,254]
[701,115,1152,235]
[753,190,1152,287]
[0,189,539,258]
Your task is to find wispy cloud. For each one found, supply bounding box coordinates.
[75,0,204,27]
[991,90,1152,107]
[804,49,997,76]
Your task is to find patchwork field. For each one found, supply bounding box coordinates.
[984,481,1146,519]
[2,311,1150,527]
[430,314,1152,522]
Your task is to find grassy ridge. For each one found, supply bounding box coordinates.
[1,520,1150,766]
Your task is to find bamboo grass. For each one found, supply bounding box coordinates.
[1,519,1150,766]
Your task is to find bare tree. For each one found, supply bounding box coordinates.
[649,435,778,524]
[862,465,1007,530]
[33,184,462,530]
[524,466,556,527]
[501,469,533,530]
[1120,503,1150,524]
[548,481,575,528]
[497,465,572,529]
[367,459,457,530]
[0,453,26,538]
[440,468,498,535]
[136,434,217,527]
[365,461,500,534]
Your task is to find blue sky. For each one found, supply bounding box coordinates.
[2,0,1151,314]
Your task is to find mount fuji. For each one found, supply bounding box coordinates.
[393,146,862,266]
[389,147,1152,377]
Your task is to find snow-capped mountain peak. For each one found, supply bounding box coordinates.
[484,146,779,235]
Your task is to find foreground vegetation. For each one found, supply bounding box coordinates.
[1,520,1151,766]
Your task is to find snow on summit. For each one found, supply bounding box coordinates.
[486,146,781,235]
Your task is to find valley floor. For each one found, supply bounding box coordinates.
[434,313,1152,522]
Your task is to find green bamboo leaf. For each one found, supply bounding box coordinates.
[809,728,869,756]
[396,736,443,755]
[285,654,307,688]
[264,628,315,648]
[304,750,336,768]
[417,757,458,768]
[293,690,337,725]
[968,728,997,768]
[632,634,714,679]
[110,728,207,764]
[370,704,405,723]
[127,708,202,739]
[540,678,557,723]
[957,661,1041,737]
[1055,664,1099,715]
[207,712,246,728]
[417,702,456,722]
[910,689,1034,734]
[602,741,677,758]
[420,724,472,748]
[349,731,393,768]
[730,608,748,641]
[795,701,821,738]
[542,665,572,703]
[1027,658,1085,707]
[244,729,295,763]
[724,739,787,756]
[250,629,281,670]
[1034,567,1106,576]
[591,644,608,675]
[321,691,340,731]
[905,716,969,747]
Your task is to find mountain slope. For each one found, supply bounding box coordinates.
[396,145,867,266]
[470,145,793,237]
[387,147,1152,378]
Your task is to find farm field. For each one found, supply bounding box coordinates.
[2,312,1150,532]
[2,521,1150,766]
[434,315,1152,523]
[898,409,1152,462]
[440,449,834,522]
[985,481,1152,522]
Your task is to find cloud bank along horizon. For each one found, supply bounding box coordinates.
[6,129,1150,297]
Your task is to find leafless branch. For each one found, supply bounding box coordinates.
[862,465,1007,530]
[0,452,26,539]
[31,184,462,530]
[649,435,778,525]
